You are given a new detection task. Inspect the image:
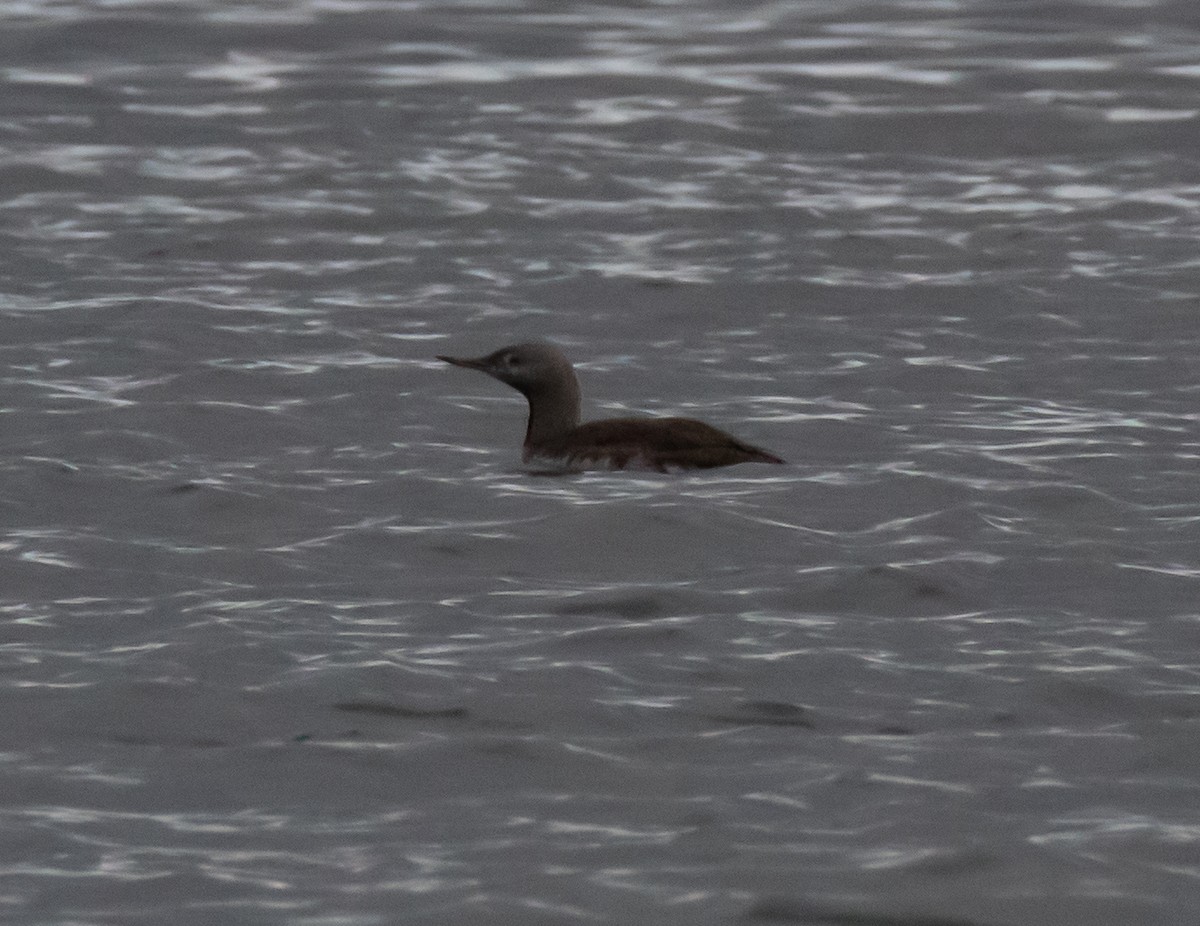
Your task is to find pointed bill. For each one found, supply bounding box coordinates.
[436,354,490,371]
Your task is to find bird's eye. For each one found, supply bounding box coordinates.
[507,355,522,367]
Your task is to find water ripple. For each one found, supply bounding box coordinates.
[2,2,1199,923]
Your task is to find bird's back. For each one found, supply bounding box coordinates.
[531,417,784,471]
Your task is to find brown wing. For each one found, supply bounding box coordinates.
[549,417,784,470]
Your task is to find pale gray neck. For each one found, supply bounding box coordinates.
[522,376,581,449]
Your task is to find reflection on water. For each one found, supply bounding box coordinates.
[2,1,1200,924]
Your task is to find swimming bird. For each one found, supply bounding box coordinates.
[437,342,784,471]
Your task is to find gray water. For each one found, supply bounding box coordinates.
[2,1,1200,924]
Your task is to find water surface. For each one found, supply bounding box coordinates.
[2,2,1199,924]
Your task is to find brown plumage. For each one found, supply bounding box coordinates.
[437,342,784,472]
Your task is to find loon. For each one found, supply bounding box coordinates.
[437,342,784,472]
